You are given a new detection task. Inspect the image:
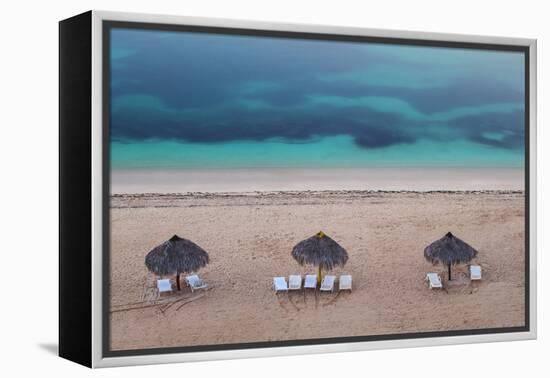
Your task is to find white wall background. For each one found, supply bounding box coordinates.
[0,0,547,376]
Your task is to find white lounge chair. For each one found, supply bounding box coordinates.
[289,275,302,290]
[470,265,482,280]
[320,275,336,292]
[157,279,172,293]
[273,277,288,293]
[339,275,352,291]
[304,274,317,289]
[185,274,208,292]
[426,273,443,289]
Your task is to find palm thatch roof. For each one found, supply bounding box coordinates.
[291,231,349,270]
[145,235,209,276]
[424,232,478,266]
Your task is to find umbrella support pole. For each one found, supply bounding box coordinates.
[448,264,452,281]
[317,265,322,285]
[176,273,181,291]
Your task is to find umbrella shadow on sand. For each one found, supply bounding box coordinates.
[278,286,348,312]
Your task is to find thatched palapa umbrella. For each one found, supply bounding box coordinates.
[424,232,478,281]
[145,235,209,291]
[292,231,349,284]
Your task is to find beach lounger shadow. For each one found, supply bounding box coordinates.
[301,274,317,302]
[274,277,301,311]
[319,275,353,307]
[287,275,305,309]
[295,274,318,305]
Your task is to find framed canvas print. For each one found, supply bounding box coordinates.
[59,10,537,368]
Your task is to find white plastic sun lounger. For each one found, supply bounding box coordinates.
[185,274,208,292]
[273,277,288,293]
[288,275,302,290]
[157,279,172,293]
[426,273,443,289]
[304,274,317,289]
[320,275,336,292]
[339,275,352,291]
[470,265,482,280]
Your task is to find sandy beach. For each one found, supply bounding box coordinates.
[111,167,525,194]
[109,190,525,351]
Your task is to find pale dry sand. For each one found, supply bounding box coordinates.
[109,190,525,351]
[111,167,525,194]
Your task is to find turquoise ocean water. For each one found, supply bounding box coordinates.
[111,135,524,170]
[109,29,526,172]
